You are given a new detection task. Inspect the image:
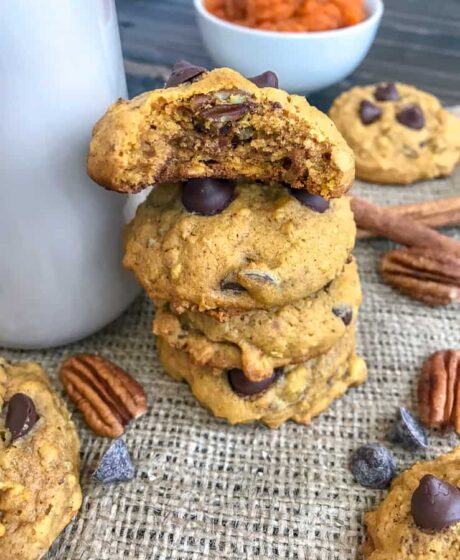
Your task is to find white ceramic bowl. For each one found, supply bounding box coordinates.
[194,0,383,93]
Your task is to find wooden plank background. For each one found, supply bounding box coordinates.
[115,0,460,111]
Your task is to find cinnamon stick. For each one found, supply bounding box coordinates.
[351,197,460,256]
[357,196,460,239]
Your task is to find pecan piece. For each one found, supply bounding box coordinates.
[60,354,147,438]
[380,246,460,306]
[419,350,460,434]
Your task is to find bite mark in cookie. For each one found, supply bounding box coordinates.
[88,67,354,198]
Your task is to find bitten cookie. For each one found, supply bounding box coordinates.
[329,82,460,185]
[0,358,82,560]
[124,180,356,312]
[154,258,362,380]
[364,447,460,559]
[157,329,367,428]
[88,64,354,198]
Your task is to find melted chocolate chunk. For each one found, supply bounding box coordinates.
[374,82,400,102]
[248,71,279,88]
[165,60,206,88]
[6,393,39,441]
[240,271,278,285]
[360,100,383,125]
[199,103,250,123]
[228,368,282,397]
[411,475,460,532]
[181,178,235,216]
[396,105,425,130]
[221,281,247,293]
[332,305,353,326]
[287,186,330,213]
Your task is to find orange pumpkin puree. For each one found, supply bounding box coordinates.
[205,0,366,32]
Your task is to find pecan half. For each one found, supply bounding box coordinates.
[380,246,460,306]
[60,354,147,438]
[419,350,460,434]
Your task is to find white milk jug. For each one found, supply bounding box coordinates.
[0,0,140,348]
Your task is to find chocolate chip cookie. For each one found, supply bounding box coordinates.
[0,358,82,560]
[364,446,460,559]
[329,82,460,185]
[153,258,361,380]
[124,180,356,312]
[157,328,366,427]
[88,64,354,198]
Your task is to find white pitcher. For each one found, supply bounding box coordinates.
[0,0,140,348]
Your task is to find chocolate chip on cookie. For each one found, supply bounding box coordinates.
[220,280,247,293]
[228,367,281,397]
[332,305,353,326]
[248,71,279,88]
[287,186,330,213]
[411,475,460,532]
[181,178,235,216]
[239,270,279,286]
[6,393,39,441]
[374,82,400,102]
[165,60,206,88]
[396,105,425,130]
[359,100,383,125]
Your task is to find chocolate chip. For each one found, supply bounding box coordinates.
[388,407,428,451]
[228,368,282,397]
[248,71,279,88]
[221,281,247,293]
[6,393,39,441]
[181,178,235,216]
[332,305,353,326]
[199,103,250,123]
[282,157,292,169]
[219,121,233,136]
[240,271,279,285]
[350,444,397,489]
[165,60,206,88]
[287,187,330,213]
[374,82,400,102]
[359,100,383,125]
[93,439,135,483]
[396,105,425,130]
[411,475,460,532]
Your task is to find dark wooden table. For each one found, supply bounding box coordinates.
[116,0,460,112]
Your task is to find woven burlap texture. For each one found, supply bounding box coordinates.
[2,112,460,560]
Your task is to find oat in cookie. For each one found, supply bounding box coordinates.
[87,65,354,198]
[0,358,82,560]
[329,82,460,185]
[364,447,460,559]
[153,258,362,380]
[124,180,356,312]
[156,328,367,427]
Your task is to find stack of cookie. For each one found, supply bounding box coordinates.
[88,62,367,427]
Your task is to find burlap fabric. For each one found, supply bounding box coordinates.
[2,110,460,559]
